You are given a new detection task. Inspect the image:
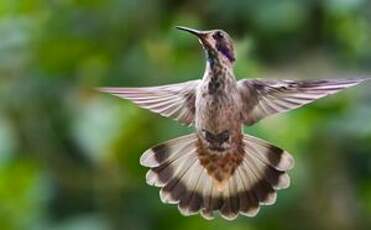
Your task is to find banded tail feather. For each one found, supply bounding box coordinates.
[140,133,294,220]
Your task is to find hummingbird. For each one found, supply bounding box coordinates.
[98,26,368,220]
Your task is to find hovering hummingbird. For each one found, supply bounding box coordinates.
[98,26,368,220]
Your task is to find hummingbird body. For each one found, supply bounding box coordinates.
[196,62,241,135]
[98,26,369,220]
[196,61,244,189]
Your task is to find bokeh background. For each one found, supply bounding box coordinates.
[1,0,371,229]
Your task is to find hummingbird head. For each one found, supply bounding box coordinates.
[176,26,235,66]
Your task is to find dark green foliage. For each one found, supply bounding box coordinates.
[0,0,371,229]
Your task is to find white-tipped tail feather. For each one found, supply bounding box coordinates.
[140,133,294,220]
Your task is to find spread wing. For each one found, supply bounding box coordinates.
[98,80,201,125]
[238,78,367,125]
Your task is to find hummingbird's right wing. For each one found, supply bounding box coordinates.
[237,78,367,126]
[98,80,201,125]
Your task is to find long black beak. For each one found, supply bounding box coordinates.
[176,26,206,40]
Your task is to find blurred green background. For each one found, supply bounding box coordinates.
[1,0,371,229]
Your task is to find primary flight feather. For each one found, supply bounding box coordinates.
[98,26,368,220]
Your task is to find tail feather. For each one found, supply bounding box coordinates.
[241,159,277,205]
[243,135,295,171]
[200,177,214,220]
[140,133,294,220]
[159,152,200,206]
[220,180,234,220]
[160,177,185,204]
[236,167,260,216]
[140,134,196,167]
[220,178,239,220]
[187,171,206,213]
[178,161,203,215]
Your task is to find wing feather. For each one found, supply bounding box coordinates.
[98,80,200,125]
[238,78,367,125]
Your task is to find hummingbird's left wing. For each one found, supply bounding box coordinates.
[238,78,367,125]
[98,80,200,125]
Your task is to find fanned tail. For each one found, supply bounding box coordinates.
[140,133,294,220]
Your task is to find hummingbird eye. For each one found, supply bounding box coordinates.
[213,31,224,40]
